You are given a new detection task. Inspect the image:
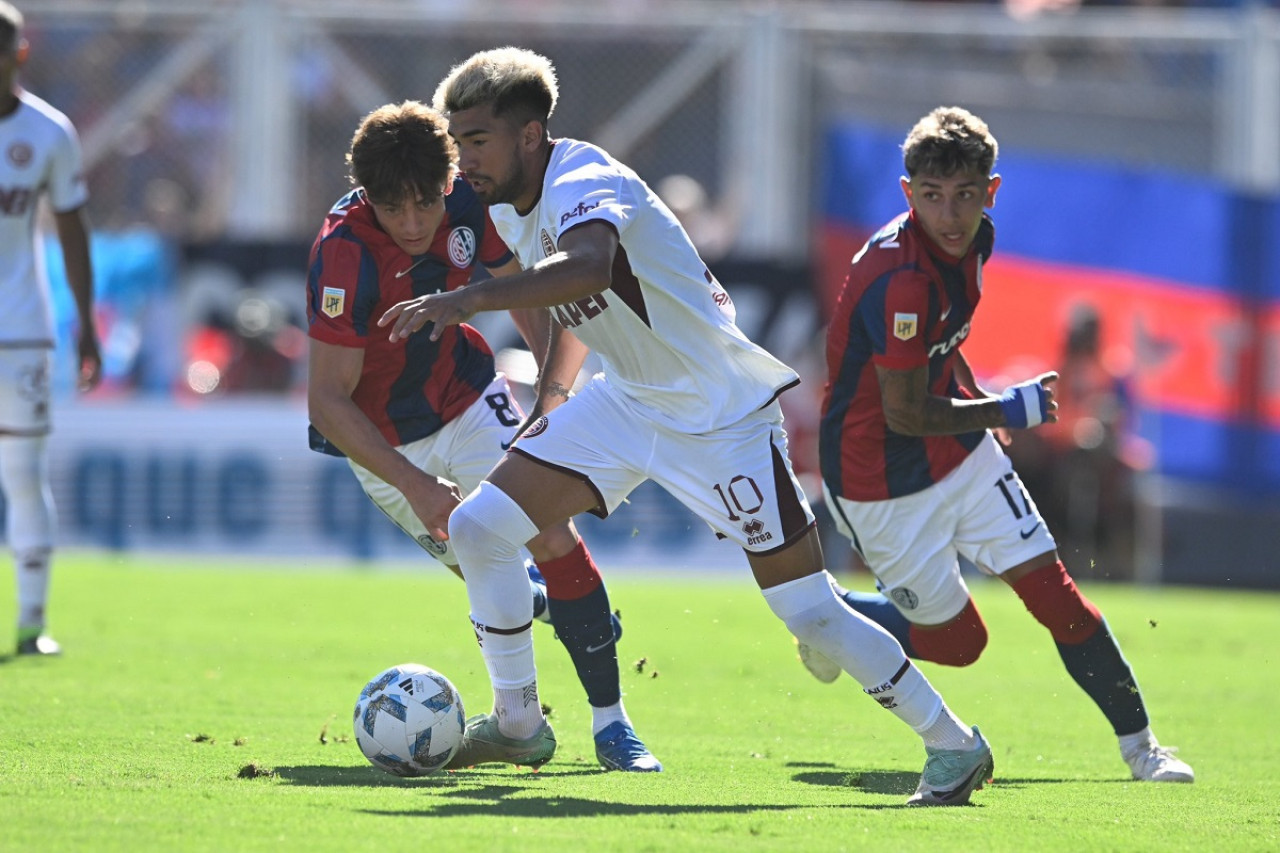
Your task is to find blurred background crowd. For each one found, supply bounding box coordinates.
[15,0,1280,584]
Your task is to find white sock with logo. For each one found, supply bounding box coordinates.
[763,572,973,742]
[450,482,543,738]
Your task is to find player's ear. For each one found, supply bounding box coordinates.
[520,119,544,151]
[899,176,913,204]
[985,174,1001,208]
[16,38,29,65]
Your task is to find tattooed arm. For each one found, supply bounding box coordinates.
[878,362,1021,436]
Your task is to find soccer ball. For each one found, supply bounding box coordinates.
[353,663,466,777]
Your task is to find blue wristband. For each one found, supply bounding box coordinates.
[998,381,1047,429]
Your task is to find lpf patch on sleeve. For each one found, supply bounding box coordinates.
[893,312,918,341]
[322,287,346,318]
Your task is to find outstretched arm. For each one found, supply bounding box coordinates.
[878,361,1058,436]
[380,220,618,342]
[307,339,460,540]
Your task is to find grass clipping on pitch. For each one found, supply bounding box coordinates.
[0,554,1276,852]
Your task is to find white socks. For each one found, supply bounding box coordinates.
[450,482,545,739]
[591,702,630,737]
[1118,726,1158,761]
[14,547,51,633]
[1,437,55,635]
[763,572,974,747]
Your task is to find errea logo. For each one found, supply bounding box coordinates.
[742,518,773,547]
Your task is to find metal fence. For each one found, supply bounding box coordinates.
[16,1,1280,253]
[12,0,1280,583]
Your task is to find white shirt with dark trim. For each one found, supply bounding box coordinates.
[489,138,798,433]
[0,90,89,346]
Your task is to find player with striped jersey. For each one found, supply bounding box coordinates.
[806,106,1193,784]
[306,101,659,772]
[380,48,993,805]
[0,1,102,657]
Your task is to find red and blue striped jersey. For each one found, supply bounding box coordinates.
[306,177,514,455]
[820,210,994,501]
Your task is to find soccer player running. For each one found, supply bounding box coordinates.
[0,2,102,657]
[380,47,993,806]
[803,106,1193,784]
[305,100,660,772]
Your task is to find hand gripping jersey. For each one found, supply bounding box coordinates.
[0,91,89,347]
[488,139,798,433]
[820,210,994,502]
[305,177,514,454]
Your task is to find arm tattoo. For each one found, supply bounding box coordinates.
[880,364,1001,436]
[544,379,573,401]
[920,394,1001,435]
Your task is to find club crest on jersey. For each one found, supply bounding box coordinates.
[6,141,32,169]
[889,587,919,610]
[540,229,556,258]
[893,313,918,341]
[416,534,449,557]
[322,287,345,318]
[521,416,550,440]
[447,226,477,268]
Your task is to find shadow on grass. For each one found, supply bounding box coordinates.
[273,764,605,788]
[792,768,919,795]
[276,768,827,817]
[788,760,1077,792]
[272,766,936,816]
[363,784,826,819]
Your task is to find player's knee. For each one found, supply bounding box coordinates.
[524,521,579,565]
[761,571,833,639]
[1012,561,1102,644]
[448,481,540,568]
[0,437,45,500]
[908,599,988,667]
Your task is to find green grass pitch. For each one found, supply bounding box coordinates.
[1,553,1276,852]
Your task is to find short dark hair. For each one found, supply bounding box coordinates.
[902,107,998,179]
[0,1,23,55]
[346,101,457,205]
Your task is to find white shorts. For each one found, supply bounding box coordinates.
[0,348,52,435]
[349,374,525,565]
[511,376,815,554]
[824,432,1057,625]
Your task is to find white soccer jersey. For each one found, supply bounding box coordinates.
[489,139,798,433]
[0,90,89,346]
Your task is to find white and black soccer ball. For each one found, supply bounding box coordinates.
[353,663,465,777]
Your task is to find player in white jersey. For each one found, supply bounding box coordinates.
[0,2,102,656]
[377,47,994,805]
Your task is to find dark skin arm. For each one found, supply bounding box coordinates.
[54,207,102,391]
[380,220,617,342]
[485,257,591,424]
